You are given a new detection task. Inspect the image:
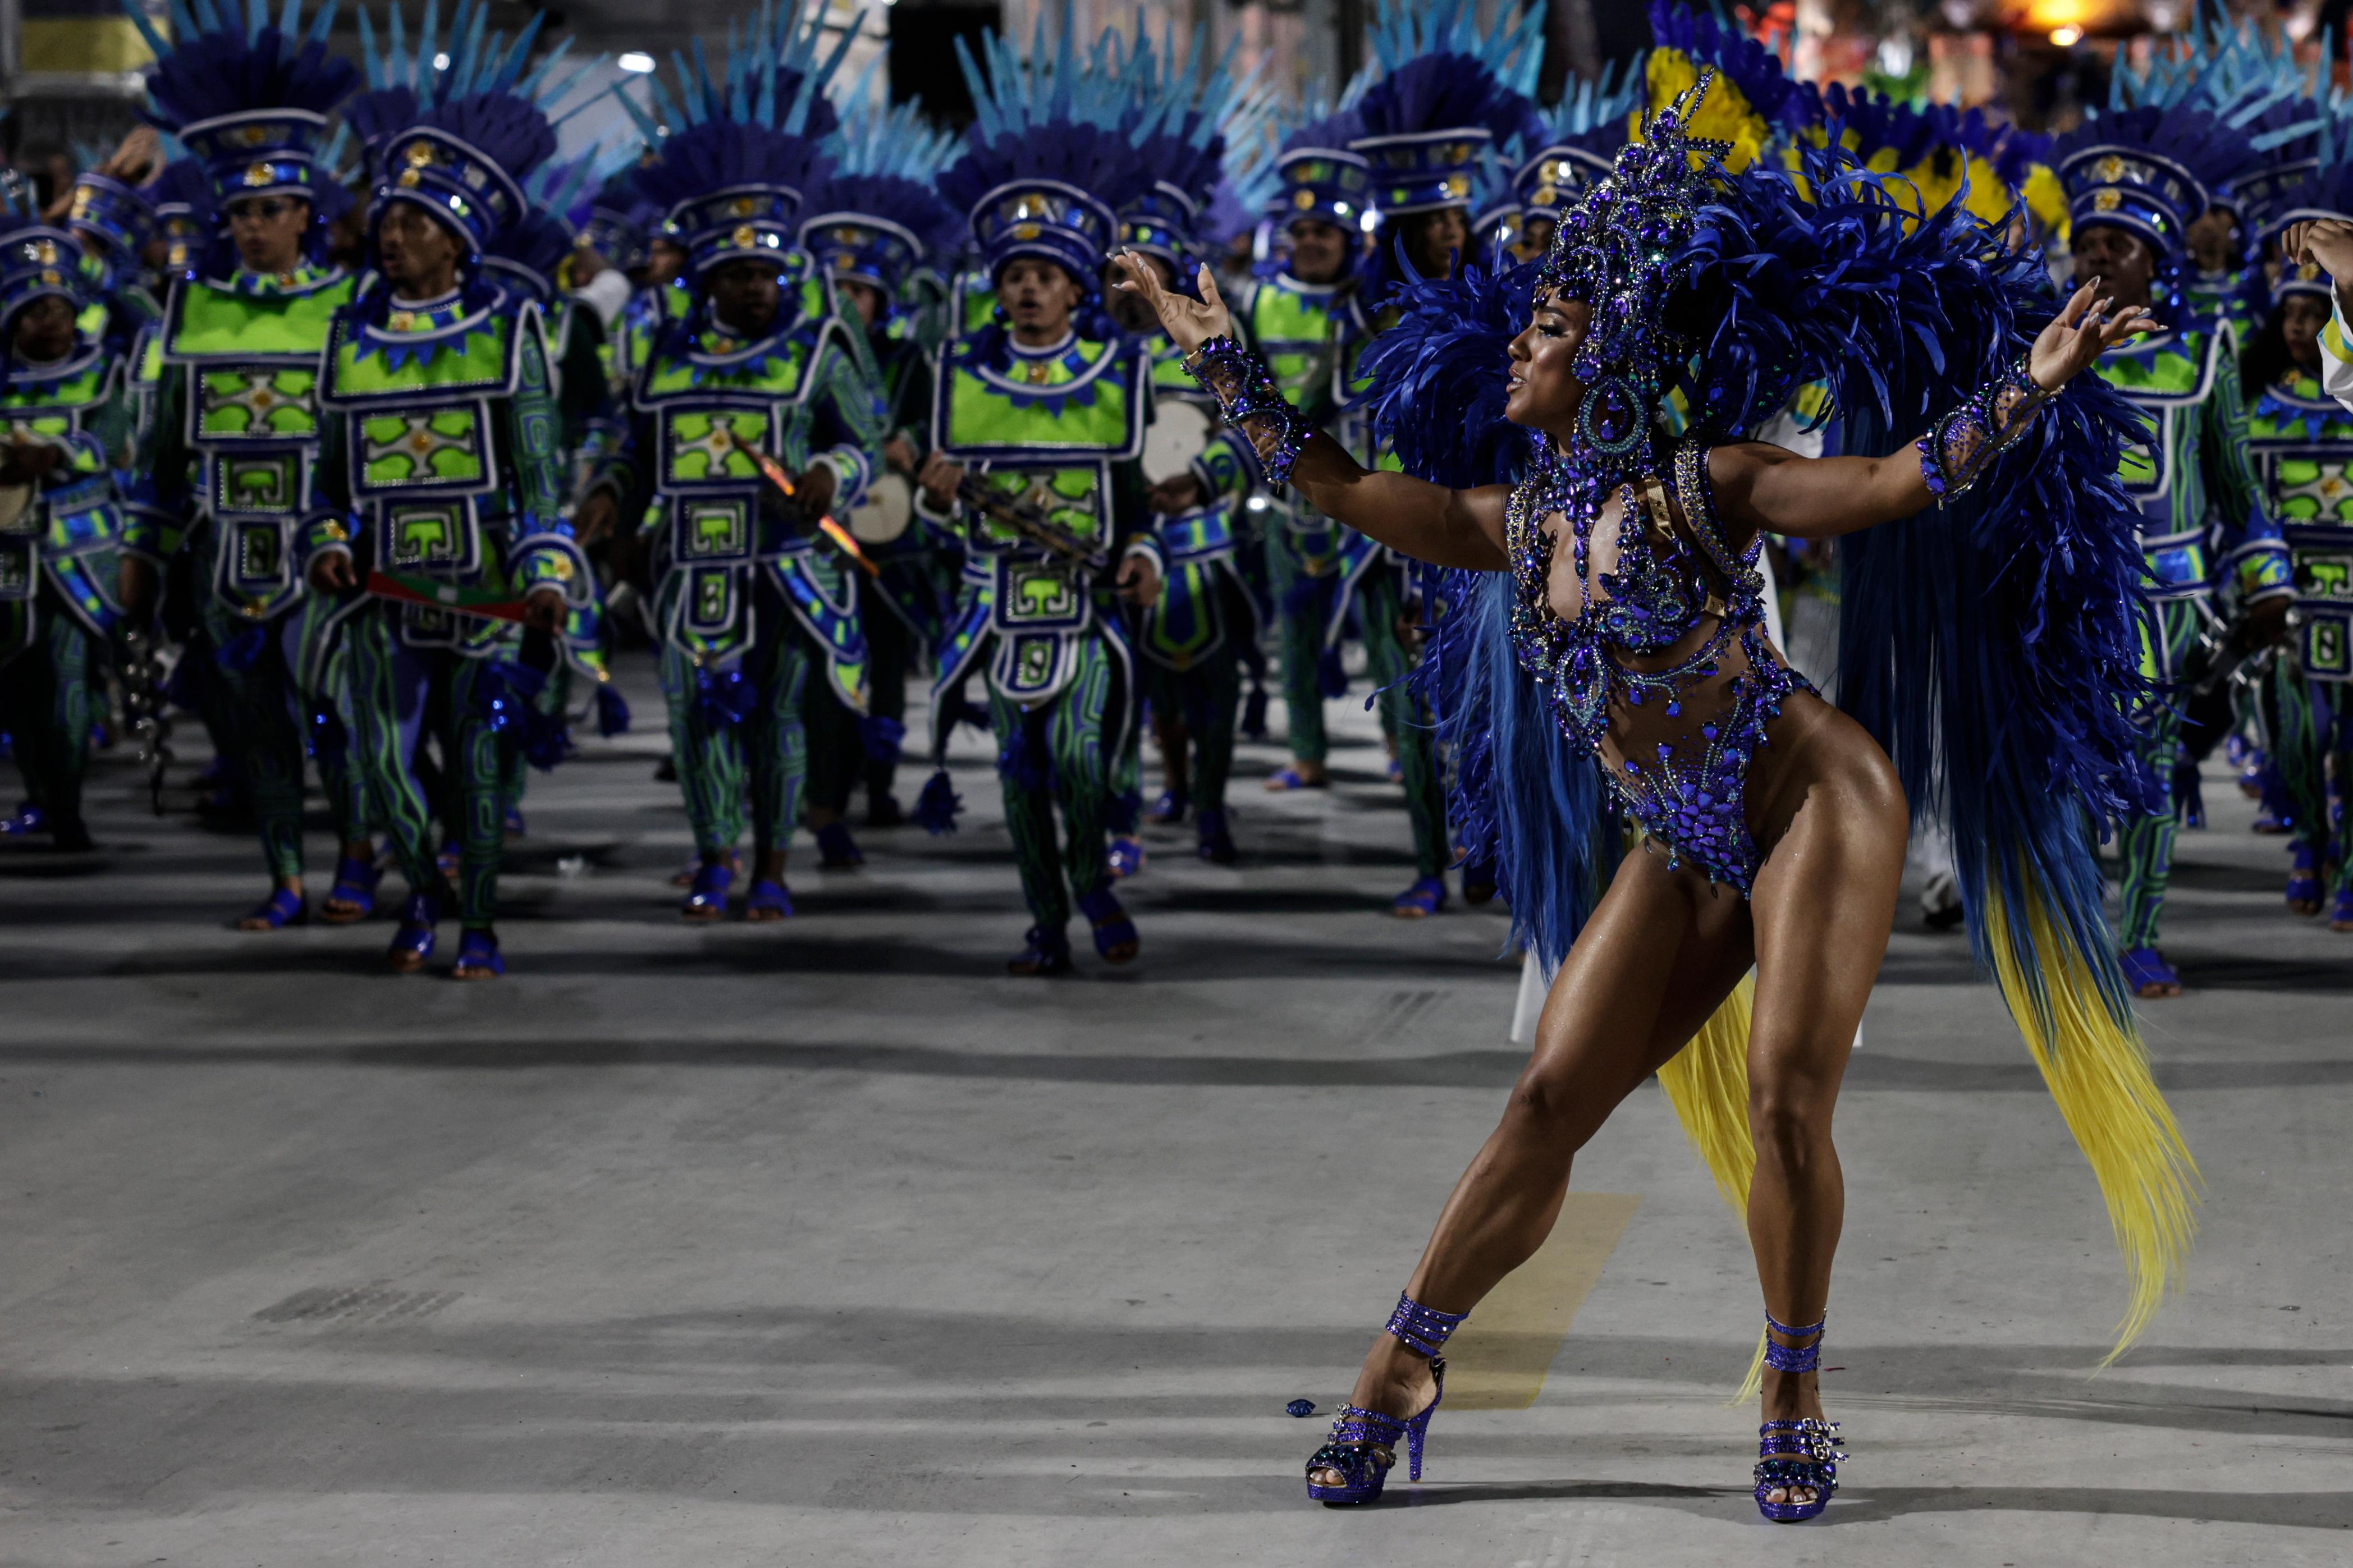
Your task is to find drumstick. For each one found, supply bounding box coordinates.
[725,429,882,579]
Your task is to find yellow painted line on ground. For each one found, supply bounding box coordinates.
[1442,1191,1641,1410]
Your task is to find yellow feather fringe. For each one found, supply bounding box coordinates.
[1981,881,2199,1362]
[1650,874,2195,1393]
[1654,972,1771,1402]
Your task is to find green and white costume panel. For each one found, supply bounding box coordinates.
[129,265,371,881]
[299,289,589,929]
[605,292,884,862]
[2094,316,2294,950]
[0,334,135,841]
[923,329,1162,929]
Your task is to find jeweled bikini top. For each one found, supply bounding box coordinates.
[1508,436,1812,893]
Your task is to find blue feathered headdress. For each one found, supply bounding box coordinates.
[1348,0,1543,218]
[144,152,217,279]
[2109,5,2325,241]
[1257,100,1372,240]
[127,0,356,212]
[2053,102,2256,267]
[483,151,611,302]
[798,89,960,310]
[581,166,660,274]
[620,0,854,278]
[1487,59,1642,259]
[0,175,88,341]
[1110,22,1254,279]
[940,12,1155,298]
[349,0,598,262]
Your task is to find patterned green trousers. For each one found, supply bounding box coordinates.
[198,594,370,881]
[1,593,99,840]
[990,629,1123,930]
[2259,660,2353,902]
[658,628,812,861]
[1359,563,1448,881]
[342,608,509,928]
[1262,525,1334,765]
[2117,598,2203,950]
[1142,652,1240,817]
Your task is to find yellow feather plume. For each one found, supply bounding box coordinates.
[1654,972,1771,1402]
[1980,881,2199,1362]
[1639,48,1768,175]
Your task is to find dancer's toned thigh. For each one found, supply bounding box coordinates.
[1521,847,1757,1138]
[1744,693,1907,1086]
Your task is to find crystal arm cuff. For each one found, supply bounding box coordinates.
[1915,354,2053,505]
[1181,336,1316,487]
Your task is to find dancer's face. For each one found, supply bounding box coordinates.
[1505,289,1590,433]
[1287,218,1349,284]
[2071,224,2157,311]
[2279,292,2330,370]
[998,258,1081,343]
[707,258,783,337]
[1401,207,1468,280]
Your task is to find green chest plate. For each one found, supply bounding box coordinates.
[356,404,491,492]
[2247,378,2353,524]
[1247,279,1344,402]
[936,337,1145,461]
[639,326,833,496]
[2093,329,2221,514]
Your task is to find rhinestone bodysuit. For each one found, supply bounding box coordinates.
[1509,436,1813,895]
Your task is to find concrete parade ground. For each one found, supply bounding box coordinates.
[2,651,2349,1567]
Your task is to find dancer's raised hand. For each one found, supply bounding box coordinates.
[1110,250,1234,355]
[2028,276,2159,391]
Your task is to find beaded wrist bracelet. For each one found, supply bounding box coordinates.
[1180,334,1317,486]
[1915,354,2053,505]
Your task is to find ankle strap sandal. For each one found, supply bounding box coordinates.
[1303,1292,1466,1506]
[1754,1313,1844,1523]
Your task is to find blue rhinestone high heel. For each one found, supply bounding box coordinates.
[1303,1292,1465,1506]
[1754,1312,1844,1524]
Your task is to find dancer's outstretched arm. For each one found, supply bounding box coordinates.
[1113,251,1510,572]
[1710,277,2153,542]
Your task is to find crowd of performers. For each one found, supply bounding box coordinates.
[2,0,2351,1521]
[1,2,2349,991]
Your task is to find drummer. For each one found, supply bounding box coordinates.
[794,131,968,854]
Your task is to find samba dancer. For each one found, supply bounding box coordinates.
[1119,66,2190,1521]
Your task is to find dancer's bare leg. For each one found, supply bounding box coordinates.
[1312,849,1755,1484]
[1740,695,1907,1504]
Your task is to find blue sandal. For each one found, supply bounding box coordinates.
[387,893,440,973]
[1391,875,1446,919]
[451,928,504,979]
[237,886,307,930]
[1262,765,1324,792]
[1196,806,1236,865]
[1146,789,1188,824]
[1078,885,1137,964]
[1106,835,1145,881]
[2288,844,2323,913]
[2120,945,2181,997]
[814,820,864,868]
[1304,1293,1463,1505]
[1007,924,1072,976]
[1754,1313,1844,1523]
[319,855,381,924]
[745,878,793,921]
[2333,887,2353,932]
[682,861,733,920]
[0,803,47,837]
